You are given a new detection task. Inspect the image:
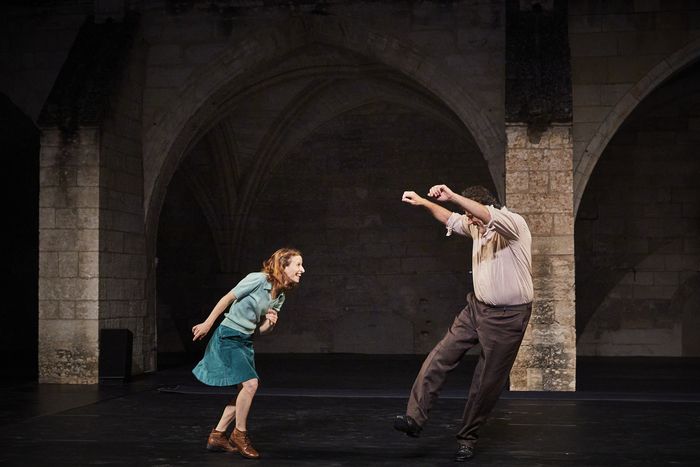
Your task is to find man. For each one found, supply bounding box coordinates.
[395,184,533,462]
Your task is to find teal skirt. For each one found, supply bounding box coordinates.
[192,325,258,386]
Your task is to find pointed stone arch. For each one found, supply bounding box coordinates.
[143,16,504,253]
[573,37,700,214]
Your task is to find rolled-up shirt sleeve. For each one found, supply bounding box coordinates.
[485,206,523,241]
[446,212,471,238]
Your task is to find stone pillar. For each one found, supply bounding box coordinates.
[38,128,101,384]
[38,111,148,384]
[37,14,146,383]
[505,1,576,390]
[506,125,576,391]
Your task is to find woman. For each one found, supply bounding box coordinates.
[191,248,305,459]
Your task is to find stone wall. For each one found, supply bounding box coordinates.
[98,38,150,374]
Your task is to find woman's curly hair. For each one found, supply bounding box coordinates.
[261,247,302,296]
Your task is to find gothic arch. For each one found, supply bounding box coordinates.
[143,16,504,253]
[169,69,476,273]
[573,37,700,214]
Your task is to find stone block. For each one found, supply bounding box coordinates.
[38,300,58,319]
[39,251,59,278]
[40,229,76,252]
[508,192,572,214]
[633,284,677,300]
[38,318,99,384]
[574,105,613,124]
[554,301,576,327]
[662,254,695,271]
[531,299,554,324]
[528,172,550,193]
[607,54,662,84]
[505,170,530,192]
[77,229,100,252]
[145,65,193,89]
[39,167,60,187]
[546,126,573,148]
[525,368,544,390]
[569,32,618,57]
[532,277,575,301]
[40,187,69,208]
[58,251,78,277]
[542,367,576,391]
[568,14,602,34]
[508,367,528,390]
[100,278,145,301]
[523,213,553,235]
[147,44,182,65]
[507,149,572,172]
[58,300,76,319]
[39,208,56,229]
[505,126,528,148]
[553,213,574,235]
[78,252,99,278]
[572,121,599,147]
[571,56,609,84]
[532,236,574,256]
[65,187,99,208]
[573,84,602,107]
[77,166,100,186]
[600,83,632,105]
[75,300,98,319]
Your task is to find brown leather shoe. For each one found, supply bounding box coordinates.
[230,428,260,459]
[206,429,237,453]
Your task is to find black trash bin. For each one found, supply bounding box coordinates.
[99,329,133,382]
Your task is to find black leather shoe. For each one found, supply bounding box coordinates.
[455,444,475,461]
[393,414,422,437]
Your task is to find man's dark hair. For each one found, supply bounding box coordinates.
[461,185,501,209]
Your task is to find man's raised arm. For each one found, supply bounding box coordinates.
[401,190,452,225]
[427,184,491,224]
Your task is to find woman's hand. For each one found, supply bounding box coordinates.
[192,322,211,341]
[259,309,279,335]
[265,309,278,327]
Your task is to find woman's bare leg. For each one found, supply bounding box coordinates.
[234,379,259,432]
[214,398,236,432]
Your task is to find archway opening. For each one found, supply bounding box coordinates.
[575,60,700,390]
[153,48,496,363]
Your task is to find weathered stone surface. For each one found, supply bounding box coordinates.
[507,125,576,391]
[38,318,98,384]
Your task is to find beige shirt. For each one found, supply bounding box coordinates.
[446,206,533,306]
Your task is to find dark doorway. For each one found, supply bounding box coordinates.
[1,94,40,382]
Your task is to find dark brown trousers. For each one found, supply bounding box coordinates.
[406,292,532,447]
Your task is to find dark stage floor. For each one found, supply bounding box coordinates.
[1,355,699,466]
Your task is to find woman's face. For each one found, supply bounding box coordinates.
[283,255,305,284]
